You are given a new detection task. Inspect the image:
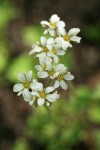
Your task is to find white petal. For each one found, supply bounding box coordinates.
[68,28,80,36]
[44,29,48,34]
[45,102,50,107]
[45,87,54,94]
[30,81,43,91]
[37,98,45,106]
[55,37,63,44]
[26,71,32,81]
[22,89,31,102]
[31,91,39,97]
[17,91,23,96]
[35,46,43,52]
[57,50,65,55]
[62,41,69,50]
[13,83,24,92]
[29,49,35,55]
[53,55,59,63]
[46,61,52,71]
[35,65,42,71]
[18,72,25,82]
[41,36,47,46]
[58,27,66,35]
[46,91,60,102]
[59,65,67,74]
[30,45,43,54]
[36,52,46,58]
[47,38,55,45]
[39,56,45,66]
[54,80,59,89]
[56,21,65,28]
[46,44,52,50]
[38,71,48,78]
[48,29,56,36]
[60,80,68,90]
[70,36,81,43]
[30,82,37,90]
[51,72,59,79]
[40,21,50,27]
[55,64,64,72]
[29,100,35,106]
[36,82,43,91]
[64,74,74,80]
[50,14,60,22]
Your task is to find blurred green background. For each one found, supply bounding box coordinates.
[0,0,100,150]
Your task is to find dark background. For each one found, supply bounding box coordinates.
[0,0,100,150]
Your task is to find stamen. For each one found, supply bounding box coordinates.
[42,65,46,70]
[23,81,30,88]
[44,47,48,52]
[50,22,56,29]
[57,75,63,80]
[40,91,46,98]
[49,71,54,76]
[52,49,57,55]
[63,34,70,41]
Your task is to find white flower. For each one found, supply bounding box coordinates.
[29,42,42,55]
[13,71,35,99]
[35,54,52,78]
[41,14,65,36]
[56,27,81,50]
[37,60,59,79]
[52,64,74,90]
[29,36,55,58]
[22,88,37,106]
[48,45,65,63]
[31,83,60,106]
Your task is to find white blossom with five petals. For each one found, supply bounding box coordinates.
[52,64,74,90]
[55,27,81,50]
[13,71,34,99]
[31,82,60,106]
[41,14,65,36]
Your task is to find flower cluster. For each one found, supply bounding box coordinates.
[13,14,81,107]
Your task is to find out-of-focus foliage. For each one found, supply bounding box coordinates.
[13,85,100,150]
[22,26,43,46]
[13,139,29,150]
[0,42,9,73]
[83,25,100,44]
[7,54,37,83]
[0,1,100,150]
[0,0,16,29]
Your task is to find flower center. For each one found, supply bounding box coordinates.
[42,65,46,70]
[49,71,54,76]
[23,81,30,88]
[63,34,70,41]
[40,91,46,98]
[52,49,57,55]
[50,22,56,29]
[57,75,63,80]
[44,47,49,52]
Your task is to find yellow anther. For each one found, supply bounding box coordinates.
[57,75,63,81]
[50,22,56,29]
[42,65,46,70]
[52,49,57,55]
[40,91,46,98]
[49,71,54,76]
[44,47,48,52]
[23,81,30,88]
[63,34,70,41]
